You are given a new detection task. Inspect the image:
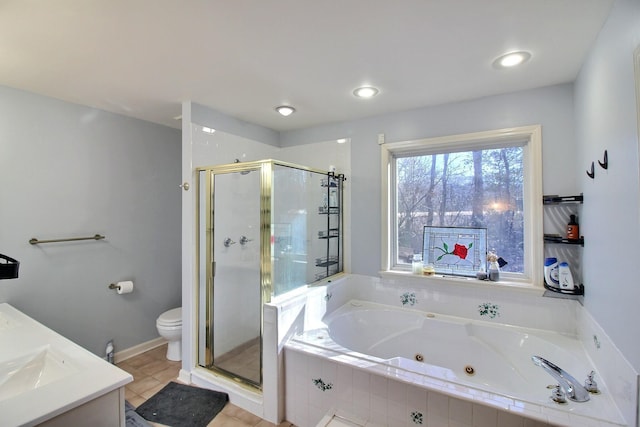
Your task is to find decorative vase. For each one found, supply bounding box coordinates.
[488,261,500,282]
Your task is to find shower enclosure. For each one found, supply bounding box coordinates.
[196,159,344,389]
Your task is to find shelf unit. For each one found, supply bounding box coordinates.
[542,194,584,296]
[315,172,345,281]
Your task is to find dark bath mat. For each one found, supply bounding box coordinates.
[135,382,228,427]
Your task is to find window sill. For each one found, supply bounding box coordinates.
[379,270,545,297]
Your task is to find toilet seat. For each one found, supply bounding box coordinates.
[157,307,182,327]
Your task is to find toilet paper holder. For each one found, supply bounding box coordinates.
[108,281,134,293]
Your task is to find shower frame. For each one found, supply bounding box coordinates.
[195,159,342,391]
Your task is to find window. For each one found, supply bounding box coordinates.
[381,126,543,286]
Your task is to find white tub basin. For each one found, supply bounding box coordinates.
[0,303,132,426]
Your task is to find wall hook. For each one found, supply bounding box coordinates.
[586,162,595,179]
[598,150,608,170]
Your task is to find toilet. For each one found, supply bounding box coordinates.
[156,307,182,361]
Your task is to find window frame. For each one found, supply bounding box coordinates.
[381,125,543,287]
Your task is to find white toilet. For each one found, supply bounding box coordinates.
[156,307,182,361]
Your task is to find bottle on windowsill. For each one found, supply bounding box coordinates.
[412,254,423,275]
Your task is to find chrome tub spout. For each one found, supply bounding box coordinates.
[531,355,590,402]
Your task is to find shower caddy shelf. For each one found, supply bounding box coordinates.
[542,194,584,296]
[315,172,345,281]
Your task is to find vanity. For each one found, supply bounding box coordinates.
[0,303,132,427]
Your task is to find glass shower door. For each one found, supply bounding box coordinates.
[196,159,344,390]
[202,168,262,387]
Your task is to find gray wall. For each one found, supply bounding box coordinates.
[280,83,578,278]
[575,0,640,371]
[0,86,181,356]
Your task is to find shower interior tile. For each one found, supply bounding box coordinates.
[214,338,261,384]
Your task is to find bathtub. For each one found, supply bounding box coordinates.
[290,299,626,426]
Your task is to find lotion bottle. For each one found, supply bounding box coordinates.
[558,262,575,290]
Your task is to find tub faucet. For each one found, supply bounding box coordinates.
[531,355,590,402]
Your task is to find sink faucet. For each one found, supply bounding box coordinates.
[531,355,590,402]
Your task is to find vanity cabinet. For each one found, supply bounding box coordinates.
[542,194,584,295]
[39,389,126,427]
[315,173,344,281]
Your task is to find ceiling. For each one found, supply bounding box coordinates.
[0,1,614,132]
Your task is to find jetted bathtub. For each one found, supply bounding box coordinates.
[292,300,626,426]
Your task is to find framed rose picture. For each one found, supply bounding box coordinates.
[422,226,487,277]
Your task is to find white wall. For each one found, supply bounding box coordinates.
[280,84,577,280]
[574,0,640,372]
[186,118,352,357]
[0,85,181,356]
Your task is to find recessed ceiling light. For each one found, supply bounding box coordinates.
[493,51,532,69]
[275,105,296,116]
[337,138,348,144]
[202,126,215,134]
[353,86,379,99]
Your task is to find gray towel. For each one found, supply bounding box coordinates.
[125,401,152,427]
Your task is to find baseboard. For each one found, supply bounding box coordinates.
[177,369,191,384]
[114,337,167,364]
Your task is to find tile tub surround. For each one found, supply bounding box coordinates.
[0,303,132,427]
[285,347,562,427]
[274,274,637,426]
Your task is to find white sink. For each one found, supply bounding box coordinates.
[0,345,77,401]
[0,303,132,426]
[0,310,19,332]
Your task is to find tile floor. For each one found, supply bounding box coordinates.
[117,344,294,427]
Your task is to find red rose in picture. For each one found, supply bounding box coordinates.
[435,241,473,261]
[452,243,468,260]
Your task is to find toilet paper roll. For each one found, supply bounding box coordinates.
[116,280,134,294]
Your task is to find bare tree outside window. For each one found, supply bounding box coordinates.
[396,147,524,273]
